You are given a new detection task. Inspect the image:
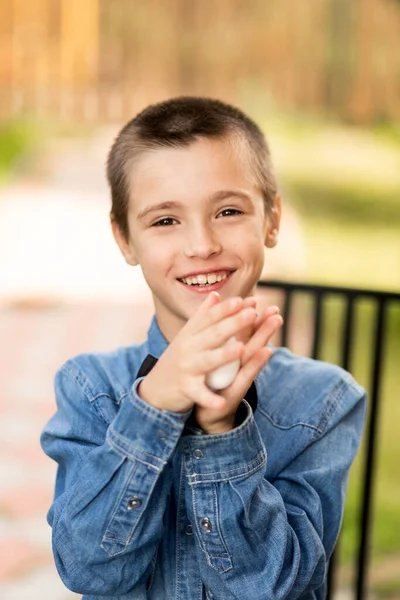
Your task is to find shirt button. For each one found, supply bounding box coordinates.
[158,430,168,441]
[200,517,212,532]
[192,448,204,460]
[185,524,193,535]
[127,496,141,510]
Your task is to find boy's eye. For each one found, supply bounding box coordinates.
[152,217,178,227]
[217,208,243,218]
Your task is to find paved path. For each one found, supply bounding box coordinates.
[0,301,156,600]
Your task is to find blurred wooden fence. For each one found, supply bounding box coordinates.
[0,0,399,123]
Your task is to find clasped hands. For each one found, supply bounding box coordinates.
[138,292,283,434]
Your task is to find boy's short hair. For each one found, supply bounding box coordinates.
[107,96,277,241]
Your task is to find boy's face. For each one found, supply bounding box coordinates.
[113,136,280,341]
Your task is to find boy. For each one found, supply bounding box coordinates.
[41,97,366,599]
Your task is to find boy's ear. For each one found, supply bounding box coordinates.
[265,193,282,248]
[111,219,139,266]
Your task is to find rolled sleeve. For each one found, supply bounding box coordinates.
[182,400,266,484]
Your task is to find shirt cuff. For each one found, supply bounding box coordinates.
[183,398,248,436]
[181,400,267,483]
[107,377,192,471]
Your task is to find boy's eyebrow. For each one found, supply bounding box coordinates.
[136,189,252,221]
[210,189,252,203]
[137,201,182,221]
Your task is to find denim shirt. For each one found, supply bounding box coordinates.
[41,316,366,600]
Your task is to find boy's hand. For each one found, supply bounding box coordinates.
[138,292,259,415]
[194,306,283,434]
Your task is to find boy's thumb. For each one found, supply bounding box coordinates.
[197,291,220,313]
[206,291,221,305]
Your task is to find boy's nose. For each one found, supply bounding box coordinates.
[184,224,222,259]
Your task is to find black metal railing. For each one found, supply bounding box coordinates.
[257,279,400,600]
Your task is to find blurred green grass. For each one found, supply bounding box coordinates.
[264,114,400,292]
[372,578,400,599]
[0,120,38,181]
[0,118,95,184]
[285,180,400,227]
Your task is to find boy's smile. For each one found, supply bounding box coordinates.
[177,268,234,292]
[113,136,280,341]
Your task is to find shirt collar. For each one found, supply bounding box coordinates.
[147,315,169,357]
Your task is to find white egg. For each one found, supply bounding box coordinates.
[205,337,240,390]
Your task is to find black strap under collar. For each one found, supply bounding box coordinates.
[136,354,159,379]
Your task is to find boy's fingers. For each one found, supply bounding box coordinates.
[255,305,280,324]
[242,296,258,309]
[187,294,254,335]
[183,292,222,334]
[227,347,273,399]
[240,346,273,387]
[196,291,222,314]
[241,314,283,364]
[199,307,258,350]
[246,304,280,334]
[265,305,280,317]
[192,339,243,374]
[184,296,277,354]
[191,386,227,410]
[188,294,259,332]
[200,291,222,311]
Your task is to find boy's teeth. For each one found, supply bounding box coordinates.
[182,272,229,285]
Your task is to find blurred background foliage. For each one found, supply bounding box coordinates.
[0,0,399,289]
[0,0,399,597]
